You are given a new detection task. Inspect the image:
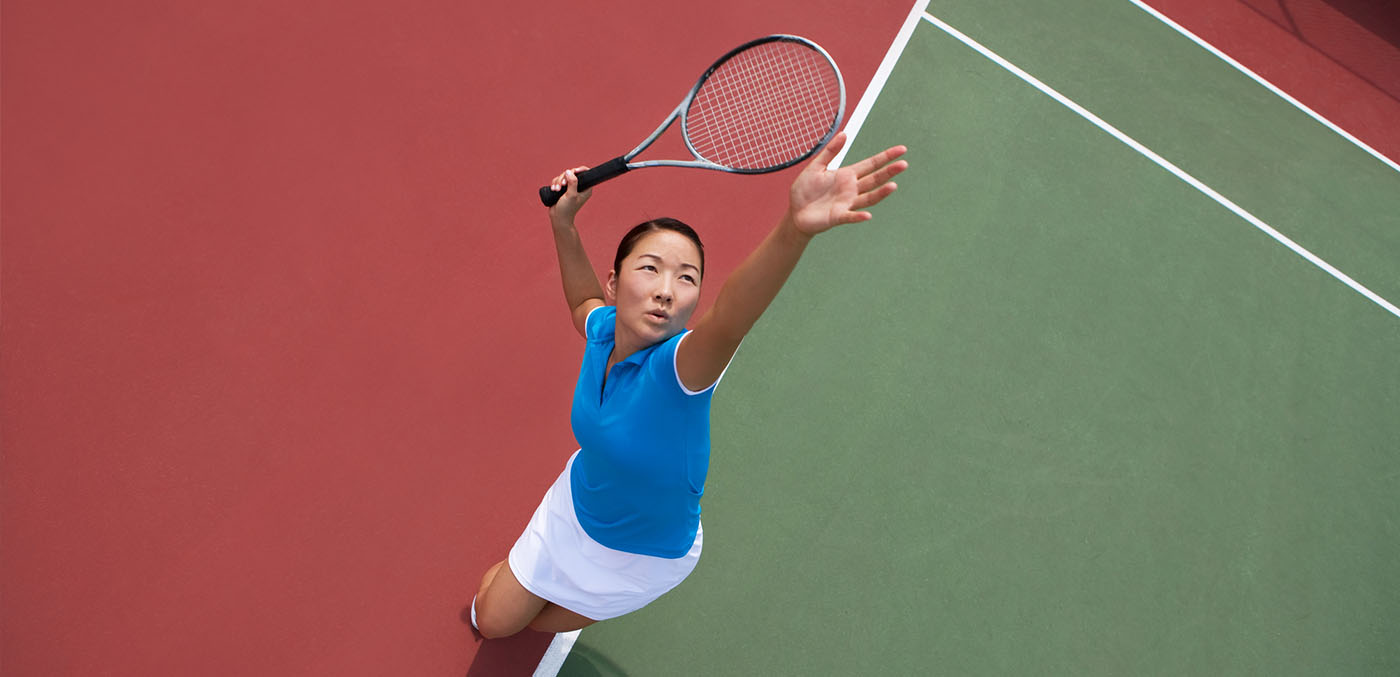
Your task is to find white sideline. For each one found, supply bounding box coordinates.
[1130,0,1400,175]
[920,11,1400,320]
[532,629,580,677]
[829,0,931,168]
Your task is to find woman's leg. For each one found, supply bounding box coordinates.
[476,560,505,598]
[474,559,600,637]
[473,559,549,639]
[528,603,598,633]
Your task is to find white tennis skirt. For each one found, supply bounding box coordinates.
[507,450,703,621]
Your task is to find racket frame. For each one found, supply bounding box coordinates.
[644,34,846,173]
[539,34,845,206]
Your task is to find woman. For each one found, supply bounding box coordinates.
[472,132,907,638]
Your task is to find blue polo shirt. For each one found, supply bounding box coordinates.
[569,305,716,559]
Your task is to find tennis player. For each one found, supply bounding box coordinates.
[472,133,907,638]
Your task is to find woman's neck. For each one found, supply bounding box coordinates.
[608,324,646,369]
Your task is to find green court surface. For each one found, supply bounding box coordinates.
[561,2,1400,674]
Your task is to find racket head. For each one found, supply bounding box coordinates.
[680,35,845,173]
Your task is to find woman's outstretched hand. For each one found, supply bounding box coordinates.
[787,132,908,236]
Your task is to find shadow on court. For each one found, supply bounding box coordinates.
[1240,0,1400,101]
[556,643,632,677]
[461,606,553,677]
[458,600,633,677]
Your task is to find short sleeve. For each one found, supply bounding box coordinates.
[585,305,616,343]
[650,330,729,397]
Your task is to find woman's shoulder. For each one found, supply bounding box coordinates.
[584,305,617,342]
[654,328,691,353]
[642,329,697,387]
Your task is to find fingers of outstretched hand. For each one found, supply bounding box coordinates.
[849,145,909,179]
[836,210,876,226]
[856,159,908,195]
[850,180,898,211]
[832,186,894,226]
[809,131,848,169]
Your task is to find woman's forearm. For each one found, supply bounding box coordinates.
[551,215,606,310]
[703,212,812,341]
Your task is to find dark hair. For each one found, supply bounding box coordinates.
[612,217,705,279]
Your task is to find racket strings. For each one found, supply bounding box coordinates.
[686,40,842,171]
[690,45,835,168]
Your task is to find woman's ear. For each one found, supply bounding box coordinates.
[604,270,617,304]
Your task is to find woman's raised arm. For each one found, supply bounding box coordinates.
[548,168,607,337]
[675,133,908,391]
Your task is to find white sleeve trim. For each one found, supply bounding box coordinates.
[672,331,739,396]
[583,304,607,339]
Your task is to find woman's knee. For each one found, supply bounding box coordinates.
[475,597,532,639]
[476,615,522,640]
[473,563,546,639]
[478,560,505,594]
[526,603,598,634]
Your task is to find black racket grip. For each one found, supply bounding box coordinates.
[538,156,631,207]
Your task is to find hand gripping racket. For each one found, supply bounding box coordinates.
[539,34,845,206]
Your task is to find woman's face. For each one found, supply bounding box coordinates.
[607,230,703,347]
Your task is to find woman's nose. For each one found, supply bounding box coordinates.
[654,284,673,303]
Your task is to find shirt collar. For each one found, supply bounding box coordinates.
[612,329,684,367]
[616,341,659,367]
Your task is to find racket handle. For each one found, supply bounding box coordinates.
[538,157,631,207]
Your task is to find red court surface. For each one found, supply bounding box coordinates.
[1143,0,1400,164]
[1,1,909,674]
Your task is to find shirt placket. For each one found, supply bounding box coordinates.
[600,362,635,406]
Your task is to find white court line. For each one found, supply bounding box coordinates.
[920,11,1400,320]
[532,629,580,677]
[829,0,931,168]
[1130,0,1400,175]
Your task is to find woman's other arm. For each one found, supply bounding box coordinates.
[676,133,908,391]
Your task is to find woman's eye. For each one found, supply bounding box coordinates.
[681,275,696,284]
[641,265,657,272]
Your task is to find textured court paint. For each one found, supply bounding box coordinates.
[920,11,1399,319]
[560,12,1400,677]
[1136,0,1400,166]
[1132,0,1399,174]
[921,0,1400,322]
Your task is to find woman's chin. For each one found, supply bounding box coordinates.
[647,326,678,344]
[641,322,681,345]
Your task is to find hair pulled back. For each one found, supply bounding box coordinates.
[612,217,705,279]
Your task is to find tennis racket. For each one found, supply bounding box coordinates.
[539,34,845,206]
